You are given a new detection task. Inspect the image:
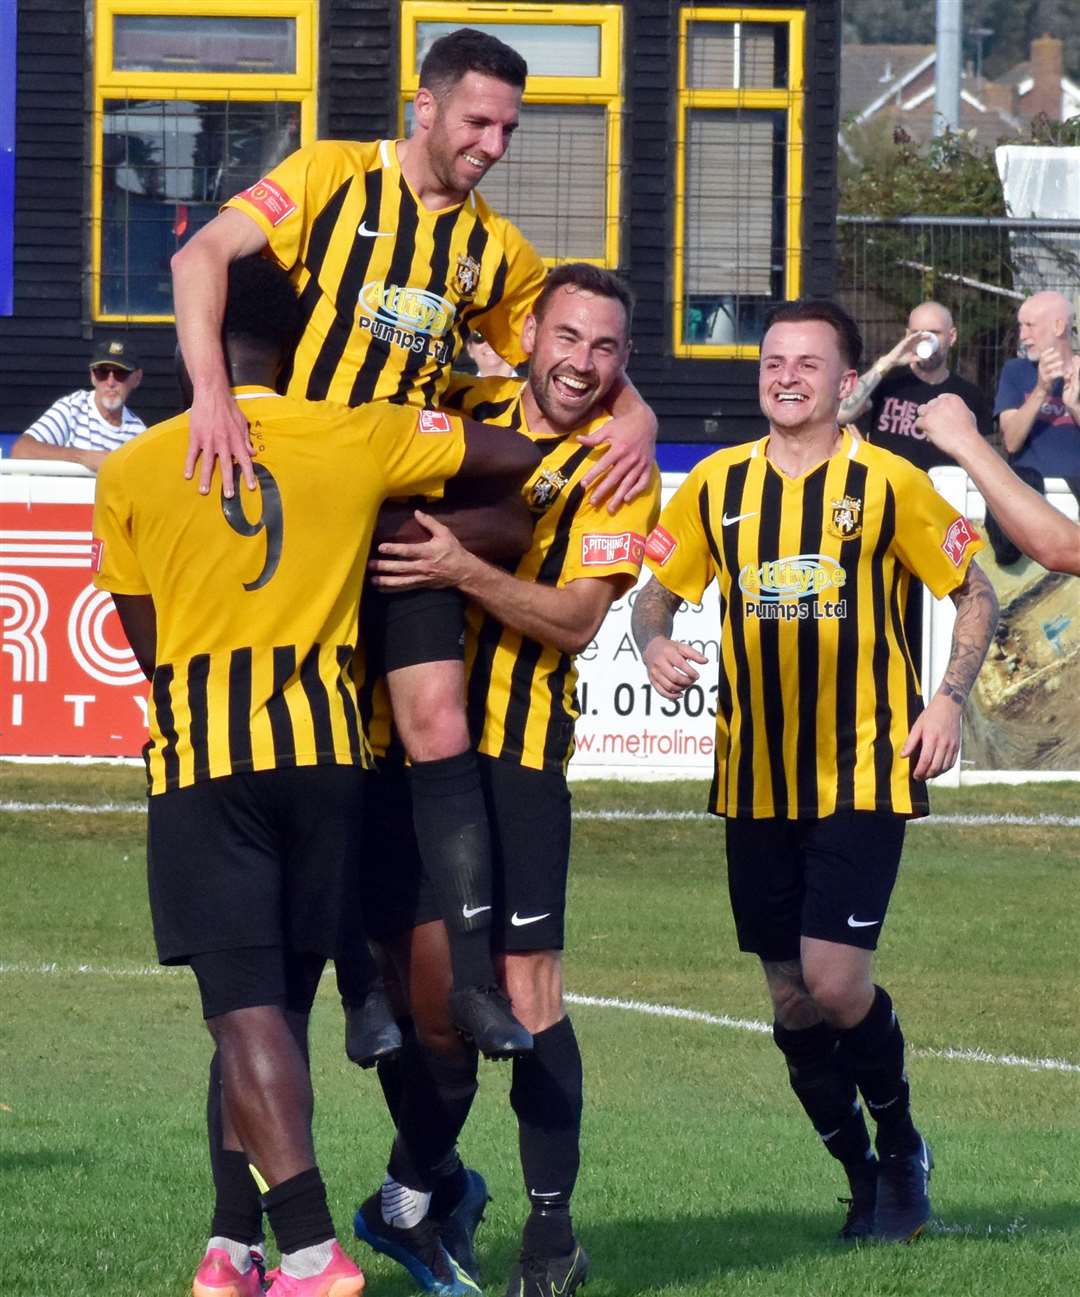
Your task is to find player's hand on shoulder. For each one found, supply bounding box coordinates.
[642,637,708,700]
[579,410,658,512]
[184,385,254,497]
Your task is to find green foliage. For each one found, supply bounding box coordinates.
[840,127,1006,218]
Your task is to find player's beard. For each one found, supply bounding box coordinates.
[427,117,488,201]
[529,365,600,433]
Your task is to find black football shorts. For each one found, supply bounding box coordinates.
[724,810,906,961]
[147,764,367,967]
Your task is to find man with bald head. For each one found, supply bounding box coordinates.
[839,300,993,470]
[989,290,1080,564]
[996,290,1080,481]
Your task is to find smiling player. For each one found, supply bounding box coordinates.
[632,298,998,1245]
[172,26,659,1064]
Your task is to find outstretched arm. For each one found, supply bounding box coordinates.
[900,561,998,780]
[916,393,1080,575]
[171,208,268,496]
[630,576,708,700]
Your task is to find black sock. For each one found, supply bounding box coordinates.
[263,1167,334,1255]
[210,1149,263,1244]
[335,941,381,1007]
[837,986,919,1157]
[409,751,496,990]
[773,1020,873,1169]
[376,1018,414,1126]
[510,1017,582,1256]
[429,1156,468,1219]
[207,1052,263,1243]
[388,1036,479,1190]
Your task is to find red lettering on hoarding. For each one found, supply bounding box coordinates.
[0,502,147,757]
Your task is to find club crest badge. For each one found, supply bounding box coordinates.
[529,468,568,512]
[827,495,863,540]
[453,253,481,300]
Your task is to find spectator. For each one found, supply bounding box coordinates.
[992,291,1080,564]
[463,330,516,378]
[838,301,993,470]
[11,339,145,472]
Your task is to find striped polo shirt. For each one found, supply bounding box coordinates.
[23,389,146,453]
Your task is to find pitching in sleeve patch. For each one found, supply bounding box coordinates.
[91,537,104,573]
[941,515,978,566]
[418,409,453,434]
[237,178,297,227]
[581,532,644,566]
[644,525,677,566]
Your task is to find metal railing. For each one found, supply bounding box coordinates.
[836,215,1080,393]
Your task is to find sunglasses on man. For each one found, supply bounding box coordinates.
[92,364,133,382]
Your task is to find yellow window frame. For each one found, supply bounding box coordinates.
[399,2,623,268]
[673,6,805,359]
[92,0,318,323]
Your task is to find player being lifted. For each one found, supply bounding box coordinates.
[92,256,541,1297]
[172,27,657,1061]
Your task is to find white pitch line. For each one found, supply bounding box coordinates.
[2,801,1079,829]
[0,962,1075,1076]
[563,992,1080,1075]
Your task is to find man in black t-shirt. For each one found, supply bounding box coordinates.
[839,301,994,470]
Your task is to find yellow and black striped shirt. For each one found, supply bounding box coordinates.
[644,431,983,818]
[364,376,660,772]
[93,388,467,795]
[225,140,546,410]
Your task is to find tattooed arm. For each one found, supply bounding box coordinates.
[900,561,998,779]
[837,330,923,424]
[631,577,709,700]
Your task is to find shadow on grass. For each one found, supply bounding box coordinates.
[456,1203,1080,1293]
[0,1148,89,1173]
[925,1201,1080,1240]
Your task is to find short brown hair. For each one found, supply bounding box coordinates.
[419,28,527,97]
[533,263,635,333]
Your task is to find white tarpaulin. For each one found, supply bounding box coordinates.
[995,145,1080,302]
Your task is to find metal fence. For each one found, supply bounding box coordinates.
[836,216,1080,395]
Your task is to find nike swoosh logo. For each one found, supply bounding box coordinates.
[511,911,551,927]
[357,221,393,238]
[462,904,491,919]
[847,914,880,928]
[722,511,758,527]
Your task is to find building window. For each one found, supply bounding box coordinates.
[400,3,623,267]
[675,8,805,357]
[92,1,317,322]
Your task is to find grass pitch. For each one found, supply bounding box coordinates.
[1,765,1078,1296]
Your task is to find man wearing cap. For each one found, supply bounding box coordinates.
[11,338,145,472]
